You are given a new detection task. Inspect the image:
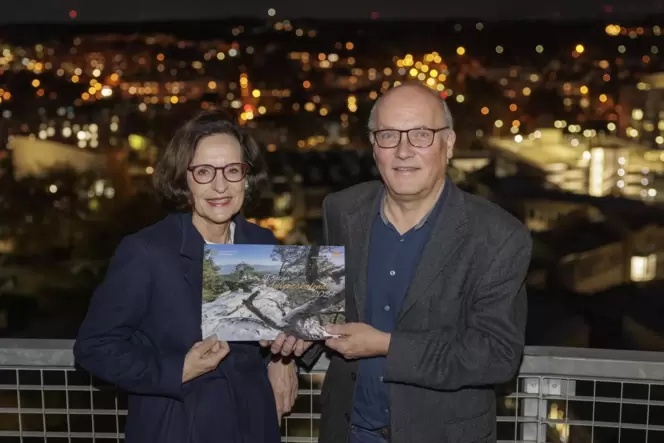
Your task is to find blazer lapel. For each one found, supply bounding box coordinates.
[397,182,468,322]
[179,213,204,301]
[345,187,382,322]
[232,215,250,245]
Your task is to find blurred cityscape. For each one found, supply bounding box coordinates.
[0,15,663,356]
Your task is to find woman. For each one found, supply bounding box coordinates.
[74,111,301,443]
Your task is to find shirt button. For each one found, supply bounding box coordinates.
[389,270,395,276]
[384,305,390,311]
[379,376,384,382]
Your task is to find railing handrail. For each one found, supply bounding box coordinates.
[1,339,664,381]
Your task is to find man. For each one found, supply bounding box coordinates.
[309,82,532,443]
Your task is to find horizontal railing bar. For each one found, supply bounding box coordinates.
[0,431,125,438]
[3,341,664,381]
[0,384,324,397]
[284,412,321,419]
[0,407,128,415]
[495,417,540,423]
[542,419,664,432]
[542,394,664,407]
[520,346,664,382]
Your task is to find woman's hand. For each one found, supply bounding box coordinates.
[182,336,230,383]
[267,359,298,421]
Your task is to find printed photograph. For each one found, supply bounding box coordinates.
[201,244,345,340]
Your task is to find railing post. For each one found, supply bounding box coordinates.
[520,377,546,442]
[520,377,575,443]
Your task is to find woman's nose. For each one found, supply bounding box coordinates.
[211,174,228,193]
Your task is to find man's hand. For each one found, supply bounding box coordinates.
[182,335,230,383]
[267,359,298,422]
[260,333,314,357]
[325,323,391,359]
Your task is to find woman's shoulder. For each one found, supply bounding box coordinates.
[120,213,183,251]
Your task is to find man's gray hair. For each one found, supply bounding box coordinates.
[367,88,454,132]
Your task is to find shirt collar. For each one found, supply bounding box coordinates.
[379,180,449,230]
[203,221,235,244]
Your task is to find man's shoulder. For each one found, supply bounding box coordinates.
[460,189,530,243]
[324,180,382,212]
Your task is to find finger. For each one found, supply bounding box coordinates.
[215,341,230,355]
[282,391,292,415]
[207,346,230,365]
[195,337,219,354]
[192,335,215,349]
[274,393,284,421]
[326,323,349,336]
[325,338,342,352]
[281,335,297,356]
[290,373,298,403]
[204,341,230,360]
[294,339,305,357]
[271,333,287,354]
[259,340,272,347]
[283,396,292,414]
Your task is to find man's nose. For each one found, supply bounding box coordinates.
[395,136,414,159]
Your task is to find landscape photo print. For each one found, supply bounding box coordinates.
[201,244,346,341]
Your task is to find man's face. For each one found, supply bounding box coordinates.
[371,91,455,200]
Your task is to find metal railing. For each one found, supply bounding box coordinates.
[1,340,664,442]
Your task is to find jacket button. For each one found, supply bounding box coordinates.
[350,372,357,381]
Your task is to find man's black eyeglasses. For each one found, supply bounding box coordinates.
[188,163,248,184]
[370,127,449,148]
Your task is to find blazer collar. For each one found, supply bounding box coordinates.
[346,178,468,322]
[179,212,251,260]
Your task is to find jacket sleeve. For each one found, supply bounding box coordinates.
[297,196,333,369]
[383,226,531,391]
[73,236,186,400]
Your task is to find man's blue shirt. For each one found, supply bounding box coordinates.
[351,184,448,430]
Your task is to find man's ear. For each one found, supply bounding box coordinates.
[445,130,456,160]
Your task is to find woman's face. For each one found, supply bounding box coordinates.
[187,133,247,226]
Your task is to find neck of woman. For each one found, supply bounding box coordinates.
[192,213,232,244]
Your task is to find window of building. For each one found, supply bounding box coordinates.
[630,254,657,282]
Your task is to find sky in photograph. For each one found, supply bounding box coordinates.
[209,245,344,268]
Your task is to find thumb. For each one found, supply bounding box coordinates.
[326,324,345,336]
[196,336,218,353]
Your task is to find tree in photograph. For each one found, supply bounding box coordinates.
[241,245,345,338]
[270,245,307,277]
[202,248,224,302]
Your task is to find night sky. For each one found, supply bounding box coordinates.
[0,0,663,23]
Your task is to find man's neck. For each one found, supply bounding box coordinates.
[192,213,232,244]
[383,180,446,234]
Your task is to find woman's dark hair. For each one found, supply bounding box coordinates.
[153,110,267,211]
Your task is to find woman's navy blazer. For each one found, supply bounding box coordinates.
[74,213,282,443]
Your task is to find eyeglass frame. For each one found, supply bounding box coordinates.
[369,126,450,149]
[187,162,249,184]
